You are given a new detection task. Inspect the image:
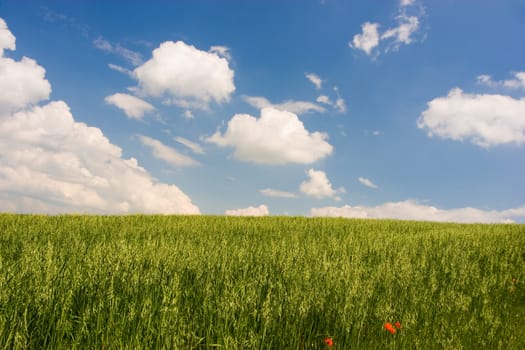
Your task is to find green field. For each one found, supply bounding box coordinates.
[0,214,524,349]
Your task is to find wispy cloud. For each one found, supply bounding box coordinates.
[305,72,322,89]
[316,95,332,105]
[381,14,419,52]
[477,72,525,90]
[333,86,347,113]
[358,177,379,189]
[209,45,232,61]
[39,7,90,38]
[315,89,346,114]
[40,7,67,23]
[243,95,325,115]
[108,63,133,77]
[174,136,205,155]
[311,200,525,223]
[93,37,143,66]
[259,188,297,198]
[350,0,423,57]
[138,135,198,166]
[225,204,269,216]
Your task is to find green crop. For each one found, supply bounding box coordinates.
[0,214,524,349]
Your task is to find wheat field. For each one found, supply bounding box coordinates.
[0,214,523,349]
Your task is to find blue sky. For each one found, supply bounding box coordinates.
[1,0,524,222]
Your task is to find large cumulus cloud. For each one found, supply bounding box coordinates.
[133,41,235,110]
[418,88,525,147]
[206,107,333,165]
[0,17,199,214]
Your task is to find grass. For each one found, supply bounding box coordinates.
[0,214,524,349]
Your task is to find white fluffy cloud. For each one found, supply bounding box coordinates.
[300,169,345,200]
[305,72,322,89]
[225,204,269,216]
[0,102,200,214]
[358,177,379,189]
[0,20,51,115]
[418,88,525,147]
[243,96,325,114]
[133,41,235,110]
[139,135,198,166]
[105,93,155,119]
[477,72,525,90]
[400,0,415,7]
[0,18,199,214]
[206,107,333,164]
[183,110,194,119]
[311,200,525,223]
[0,56,52,115]
[504,72,525,89]
[351,22,380,55]
[259,188,296,198]
[0,18,16,54]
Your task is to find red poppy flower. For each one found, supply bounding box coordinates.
[395,322,401,329]
[324,337,333,347]
[384,322,396,334]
